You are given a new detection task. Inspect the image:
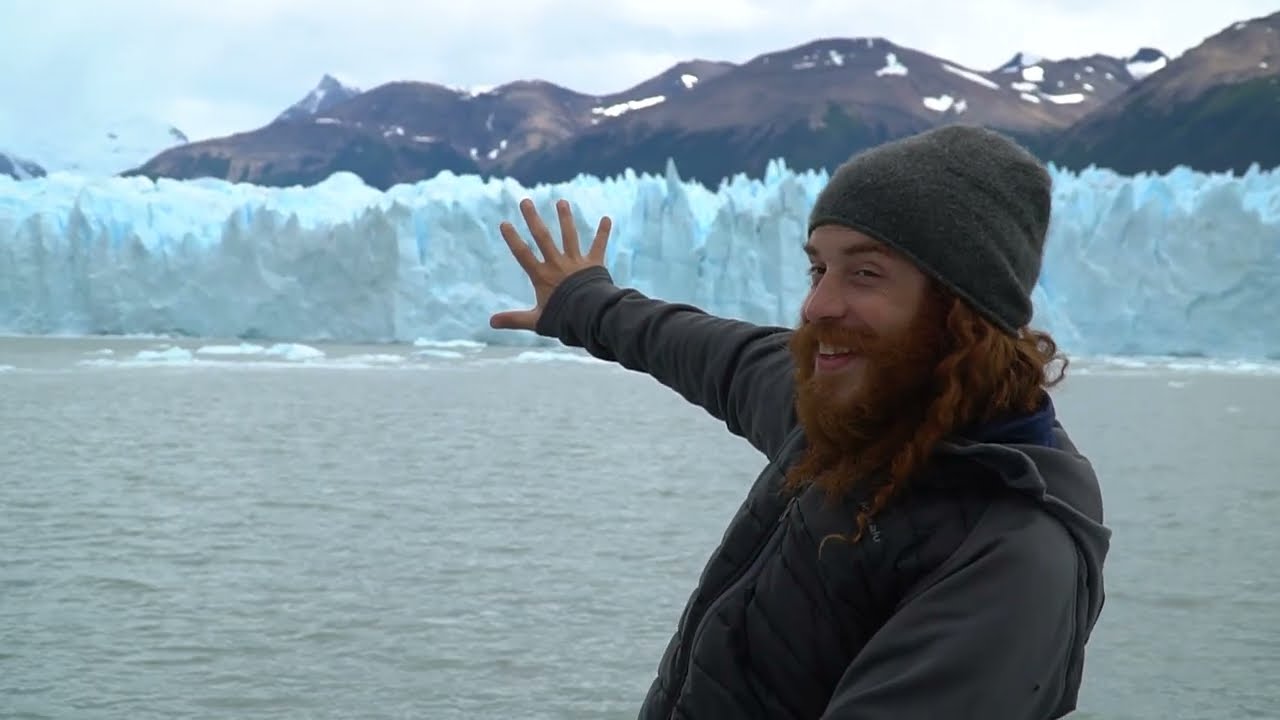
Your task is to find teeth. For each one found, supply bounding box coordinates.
[818,343,850,355]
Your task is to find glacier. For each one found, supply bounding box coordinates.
[0,160,1277,359]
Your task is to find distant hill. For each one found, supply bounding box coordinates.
[1047,11,1280,175]
[124,37,1159,189]
[503,38,1156,186]
[108,11,1280,188]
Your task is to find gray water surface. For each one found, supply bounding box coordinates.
[2,337,1278,720]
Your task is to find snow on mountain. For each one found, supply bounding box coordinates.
[992,48,1166,103]
[448,84,497,97]
[275,74,363,123]
[1125,48,1171,80]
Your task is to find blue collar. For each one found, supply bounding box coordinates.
[961,392,1058,448]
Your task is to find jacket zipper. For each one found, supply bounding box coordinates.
[668,495,797,718]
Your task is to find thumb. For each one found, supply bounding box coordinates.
[489,309,540,330]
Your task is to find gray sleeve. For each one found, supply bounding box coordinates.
[820,501,1083,720]
[534,265,798,460]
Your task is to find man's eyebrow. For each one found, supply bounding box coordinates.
[802,241,888,259]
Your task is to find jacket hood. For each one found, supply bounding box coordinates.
[946,392,1110,586]
[943,391,1111,709]
[952,393,1108,548]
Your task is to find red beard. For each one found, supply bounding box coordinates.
[784,302,946,499]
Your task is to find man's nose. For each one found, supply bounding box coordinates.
[802,275,844,323]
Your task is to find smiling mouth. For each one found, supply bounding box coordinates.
[814,343,858,373]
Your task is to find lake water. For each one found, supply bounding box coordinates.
[2,336,1278,720]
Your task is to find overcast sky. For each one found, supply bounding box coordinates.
[1,0,1275,142]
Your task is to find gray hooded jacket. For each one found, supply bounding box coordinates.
[534,265,1111,720]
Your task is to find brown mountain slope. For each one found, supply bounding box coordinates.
[1049,11,1280,174]
[127,36,1162,188]
[504,38,1155,185]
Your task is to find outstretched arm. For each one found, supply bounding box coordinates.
[490,198,798,461]
[820,501,1090,720]
[537,265,797,460]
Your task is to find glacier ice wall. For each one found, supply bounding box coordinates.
[0,161,1277,359]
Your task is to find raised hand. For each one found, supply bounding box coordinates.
[489,197,612,331]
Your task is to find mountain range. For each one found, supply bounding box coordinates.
[5,10,1278,186]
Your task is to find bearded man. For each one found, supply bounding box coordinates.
[490,124,1111,720]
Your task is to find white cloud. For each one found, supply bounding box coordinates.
[0,0,1275,143]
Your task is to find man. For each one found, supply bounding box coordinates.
[490,124,1110,719]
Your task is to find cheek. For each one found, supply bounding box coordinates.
[848,296,914,335]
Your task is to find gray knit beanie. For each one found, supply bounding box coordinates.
[807,124,1052,335]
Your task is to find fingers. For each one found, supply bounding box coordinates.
[556,199,581,258]
[587,215,612,264]
[520,198,560,262]
[489,308,539,330]
[498,221,540,277]
[503,198,610,270]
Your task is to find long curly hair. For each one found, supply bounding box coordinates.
[784,286,1068,542]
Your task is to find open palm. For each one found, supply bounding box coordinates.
[489,198,612,331]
